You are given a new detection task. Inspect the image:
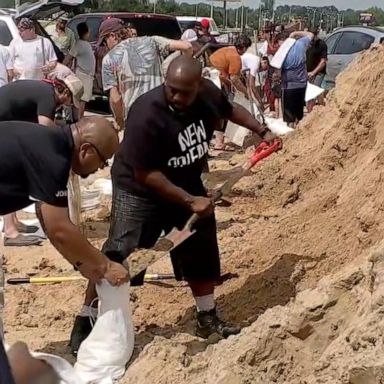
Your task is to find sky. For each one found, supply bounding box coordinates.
[274,0,384,10]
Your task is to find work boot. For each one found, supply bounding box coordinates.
[196,307,241,339]
[69,316,93,357]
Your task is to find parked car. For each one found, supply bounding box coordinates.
[67,12,182,95]
[324,26,384,89]
[0,0,84,62]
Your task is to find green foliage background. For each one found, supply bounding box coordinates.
[1,0,384,29]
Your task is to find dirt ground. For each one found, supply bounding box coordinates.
[4,45,384,383]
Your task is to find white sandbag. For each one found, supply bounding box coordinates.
[75,280,134,384]
[305,82,325,102]
[32,352,85,384]
[225,123,250,147]
[271,38,296,69]
[22,203,36,214]
[92,178,113,196]
[203,67,221,89]
[265,116,295,136]
[225,92,252,147]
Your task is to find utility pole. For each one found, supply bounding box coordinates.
[240,0,244,32]
[15,0,20,7]
[210,0,214,19]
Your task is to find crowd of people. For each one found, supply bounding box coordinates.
[0,14,328,383]
[206,23,328,131]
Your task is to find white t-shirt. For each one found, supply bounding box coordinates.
[69,39,96,76]
[0,45,13,87]
[9,36,57,80]
[242,53,260,77]
[259,41,268,57]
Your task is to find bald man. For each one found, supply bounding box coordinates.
[0,116,128,288]
[70,56,279,350]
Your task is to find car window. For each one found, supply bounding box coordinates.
[85,17,102,42]
[67,17,85,39]
[210,19,219,33]
[334,31,374,55]
[178,20,190,32]
[325,32,341,54]
[121,17,181,40]
[0,20,13,46]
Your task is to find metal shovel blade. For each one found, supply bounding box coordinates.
[155,227,196,251]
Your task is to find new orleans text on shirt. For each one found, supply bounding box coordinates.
[168,120,209,168]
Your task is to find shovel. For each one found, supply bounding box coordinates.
[7,274,175,286]
[128,139,281,279]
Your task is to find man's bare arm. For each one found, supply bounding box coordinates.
[309,58,327,78]
[290,31,314,40]
[249,74,263,105]
[168,40,193,56]
[135,169,213,216]
[35,203,109,281]
[230,74,248,97]
[38,115,55,127]
[229,103,265,134]
[7,69,13,82]
[109,87,124,130]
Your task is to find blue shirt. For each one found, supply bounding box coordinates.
[282,36,311,89]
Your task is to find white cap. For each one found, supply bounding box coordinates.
[62,74,84,108]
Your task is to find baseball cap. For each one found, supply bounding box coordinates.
[201,18,210,29]
[17,18,34,31]
[97,17,124,46]
[63,75,84,108]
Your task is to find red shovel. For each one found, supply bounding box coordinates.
[128,139,282,279]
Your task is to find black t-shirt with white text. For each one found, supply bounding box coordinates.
[0,122,73,215]
[0,80,56,122]
[112,79,233,198]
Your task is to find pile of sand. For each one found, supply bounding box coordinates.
[4,45,384,383]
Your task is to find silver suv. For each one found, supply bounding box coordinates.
[324,26,384,89]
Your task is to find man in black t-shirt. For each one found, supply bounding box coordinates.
[70,55,279,352]
[0,77,82,126]
[0,116,128,287]
[306,28,328,111]
[0,76,84,246]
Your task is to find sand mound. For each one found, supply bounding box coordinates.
[123,246,384,384]
[5,46,384,383]
[119,45,384,382]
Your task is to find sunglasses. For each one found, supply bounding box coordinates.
[75,123,109,167]
[89,142,109,167]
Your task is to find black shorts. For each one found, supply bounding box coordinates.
[282,87,306,123]
[102,185,221,286]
